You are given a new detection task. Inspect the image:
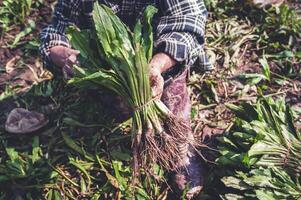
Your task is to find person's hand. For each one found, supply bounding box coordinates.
[49,46,80,79]
[50,46,80,67]
[149,65,164,99]
[149,53,177,99]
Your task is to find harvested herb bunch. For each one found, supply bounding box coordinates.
[67,3,197,179]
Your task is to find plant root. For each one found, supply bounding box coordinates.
[138,114,201,172]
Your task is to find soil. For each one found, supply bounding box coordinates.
[0,0,55,94]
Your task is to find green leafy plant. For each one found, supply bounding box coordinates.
[267,50,301,77]
[0,0,33,32]
[67,2,196,186]
[259,57,271,82]
[9,19,36,48]
[235,57,271,85]
[0,136,55,199]
[204,0,218,11]
[257,4,301,51]
[205,97,301,199]
[0,86,16,101]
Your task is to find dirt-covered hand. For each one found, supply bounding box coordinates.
[49,46,80,79]
[149,53,177,99]
[149,66,164,99]
[49,46,80,68]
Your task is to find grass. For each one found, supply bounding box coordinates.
[0,0,43,34]
[0,0,300,199]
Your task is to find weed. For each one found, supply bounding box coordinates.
[259,4,301,50]
[0,0,42,34]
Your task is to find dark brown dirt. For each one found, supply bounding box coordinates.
[0,0,55,94]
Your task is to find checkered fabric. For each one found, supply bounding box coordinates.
[39,0,212,71]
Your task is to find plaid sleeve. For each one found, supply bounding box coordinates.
[39,0,79,69]
[155,0,212,70]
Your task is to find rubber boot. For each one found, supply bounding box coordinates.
[161,68,204,199]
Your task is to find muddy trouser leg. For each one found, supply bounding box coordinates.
[161,68,203,199]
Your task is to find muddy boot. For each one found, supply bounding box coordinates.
[170,146,204,199]
[161,67,204,199]
[168,128,204,199]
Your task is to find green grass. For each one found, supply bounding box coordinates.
[0,0,32,32]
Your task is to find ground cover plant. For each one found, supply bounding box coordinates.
[202,97,301,199]
[0,0,300,199]
[0,0,33,33]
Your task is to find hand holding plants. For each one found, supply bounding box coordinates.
[149,53,177,99]
[67,4,195,175]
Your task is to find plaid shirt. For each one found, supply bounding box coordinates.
[39,0,212,72]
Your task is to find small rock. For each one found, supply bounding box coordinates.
[5,108,48,134]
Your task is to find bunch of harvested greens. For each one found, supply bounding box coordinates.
[203,97,301,199]
[67,2,196,181]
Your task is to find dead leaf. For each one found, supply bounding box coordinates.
[5,56,21,73]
